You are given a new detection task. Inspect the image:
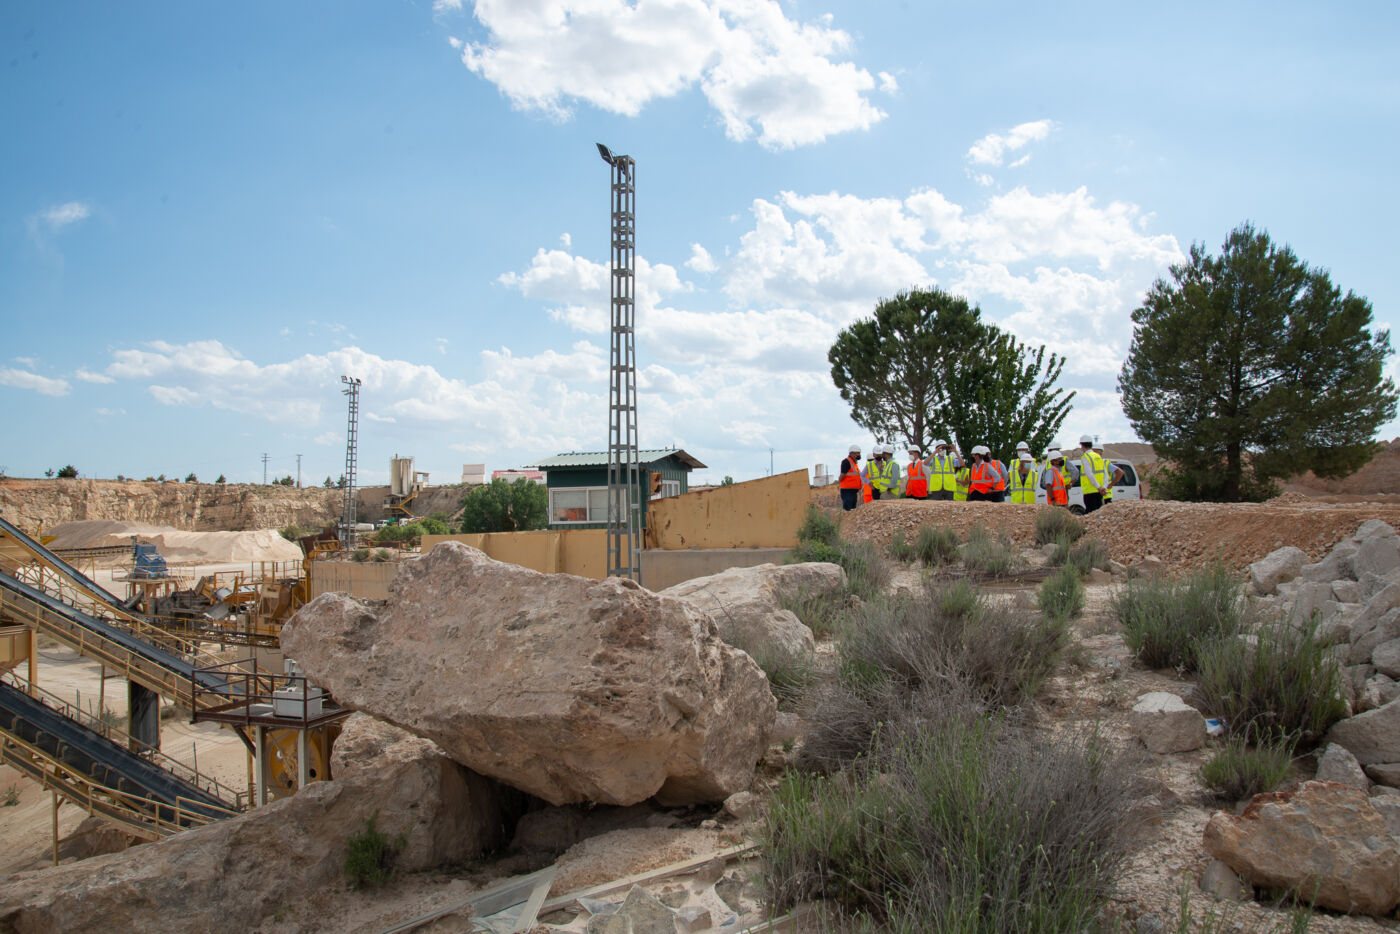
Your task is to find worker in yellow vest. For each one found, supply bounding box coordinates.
[929,440,960,501]
[1093,444,1123,504]
[1077,435,1107,513]
[1008,448,1039,504]
[953,463,969,501]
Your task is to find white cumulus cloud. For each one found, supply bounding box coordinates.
[966,119,1055,167]
[0,368,71,397]
[457,0,887,149]
[686,243,718,273]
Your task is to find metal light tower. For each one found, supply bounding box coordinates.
[340,376,362,547]
[598,143,640,580]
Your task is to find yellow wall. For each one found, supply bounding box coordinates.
[644,469,807,550]
[421,529,608,580]
[308,561,398,601]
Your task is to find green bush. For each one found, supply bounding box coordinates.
[800,579,1069,770]
[797,505,841,547]
[351,547,370,562]
[344,814,404,889]
[1038,565,1085,622]
[747,646,817,710]
[888,529,915,563]
[1200,735,1294,800]
[914,525,960,567]
[763,715,1135,932]
[787,540,844,565]
[1114,562,1248,671]
[779,587,849,640]
[1065,538,1110,576]
[1194,618,1348,749]
[962,524,1024,578]
[279,523,316,542]
[838,541,891,602]
[371,548,394,562]
[1034,507,1084,545]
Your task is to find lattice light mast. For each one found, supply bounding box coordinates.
[340,375,362,547]
[598,143,640,580]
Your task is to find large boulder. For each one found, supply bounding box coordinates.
[1248,546,1307,596]
[1315,742,1369,792]
[660,562,842,671]
[282,542,776,807]
[1203,780,1400,915]
[0,715,521,933]
[1327,697,1400,766]
[1130,692,1206,754]
[1354,524,1400,580]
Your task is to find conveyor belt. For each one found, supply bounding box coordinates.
[0,680,237,832]
[0,514,127,609]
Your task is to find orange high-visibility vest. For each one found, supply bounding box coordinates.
[1049,466,1069,506]
[969,461,996,494]
[838,457,863,490]
[862,482,873,503]
[991,460,1008,493]
[905,459,929,497]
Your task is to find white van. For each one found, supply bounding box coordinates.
[1034,459,1141,512]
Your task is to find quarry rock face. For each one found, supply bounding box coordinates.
[1203,780,1400,915]
[0,714,520,934]
[661,562,842,671]
[282,542,777,807]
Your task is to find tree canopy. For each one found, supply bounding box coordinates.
[1118,223,1397,501]
[459,478,548,534]
[828,288,1074,459]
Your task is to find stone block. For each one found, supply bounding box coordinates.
[1249,546,1307,596]
[1131,692,1206,754]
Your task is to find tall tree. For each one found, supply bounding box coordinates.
[829,288,1074,458]
[459,478,548,533]
[1119,223,1397,501]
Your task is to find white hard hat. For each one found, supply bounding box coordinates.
[1016,440,1030,451]
[1044,450,1058,461]
[935,439,948,449]
[972,444,989,456]
[849,444,861,454]
[1019,453,1032,462]
[1079,434,1093,445]
[907,443,921,453]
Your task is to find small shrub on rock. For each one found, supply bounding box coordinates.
[344,813,404,889]
[1114,561,1247,671]
[1038,565,1085,622]
[786,540,843,565]
[1035,507,1084,545]
[778,587,849,640]
[914,524,960,567]
[838,541,891,603]
[1194,618,1347,749]
[797,505,841,548]
[1200,735,1294,800]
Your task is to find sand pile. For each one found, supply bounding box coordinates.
[46,520,303,564]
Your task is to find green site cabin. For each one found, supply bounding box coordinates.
[528,449,706,531]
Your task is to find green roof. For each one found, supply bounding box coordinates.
[528,449,706,470]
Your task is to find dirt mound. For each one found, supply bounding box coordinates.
[1284,439,1400,496]
[46,520,303,564]
[828,498,1400,572]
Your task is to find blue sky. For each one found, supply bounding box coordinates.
[3,1,1397,486]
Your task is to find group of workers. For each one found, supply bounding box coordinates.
[837,436,1123,512]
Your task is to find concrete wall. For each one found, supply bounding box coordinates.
[645,469,808,550]
[421,529,607,579]
[638,548,791,591]
[308,560,398,601]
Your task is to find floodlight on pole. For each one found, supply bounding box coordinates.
[596,142,615,165]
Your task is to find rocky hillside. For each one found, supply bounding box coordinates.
[0,478,342,533]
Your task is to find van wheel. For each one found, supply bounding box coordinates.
[1069,505,1086,515]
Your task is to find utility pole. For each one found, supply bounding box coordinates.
[597,142,640,581]
[261,453,269,485]
[296,454,302,489]
[340,376,361,547]
[770,448,774,476]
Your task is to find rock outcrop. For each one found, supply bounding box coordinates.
[661,562,842,671]
[0,715,522,934]
[1202,780,1400,915]
[282,542,777,807]
[1248,546,1307,596]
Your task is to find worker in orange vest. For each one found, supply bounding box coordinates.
[904,445,929,499]
[1040,448,1073,506]
[966,446,1004,502]
[837,443,863,511]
